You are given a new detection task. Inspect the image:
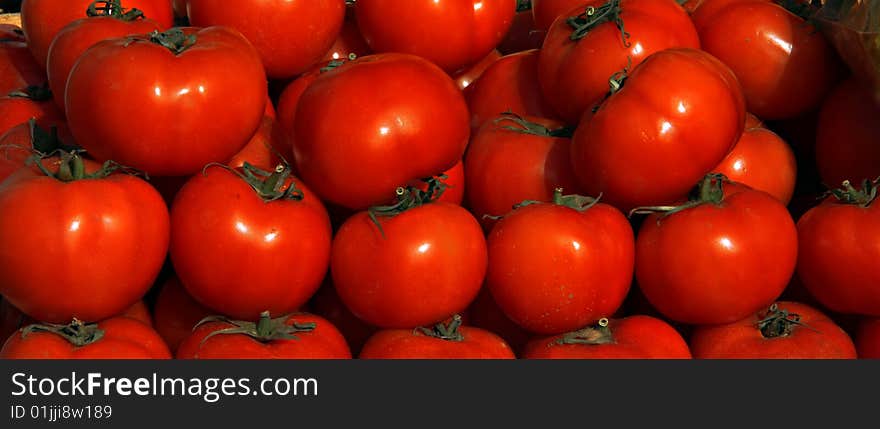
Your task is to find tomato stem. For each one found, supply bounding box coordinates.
[7,83,53,101]
[415,315,465,342]
[629,173,728,221]
[148,28,196,55]
[493,112,574,138]
[567,0,630,45]
[21,319,105,347]
[556,318,615,345]
[367,175,449,238]
[195,312,317,345]
[33,149,147,182]
[86,1,146,21]
[320,53,358,73]
[826,178,879,207]
[517,0,533,13]
[203,162,305,203]
[757,304,818,338]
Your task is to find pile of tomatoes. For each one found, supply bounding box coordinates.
[0,0,878,360]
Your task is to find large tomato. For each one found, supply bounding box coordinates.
[0,85,64,137]
[187,0,346,79]
[0,153,169,323]
[635,176,797,325]
[1,317,171,359]
[170,163,332,321]
[571,48,745,210]
[359,316,516,359]
[690,302,857,359]
[538,0,699,124]
[0,30,45,95]
[815,78,880,187]
[152,276,212,354]
[293,53,469,210]
[522,316,692,359]
[796,179,880,316]
[856,318,880,358]
[355,0,516,73]
[65,26,267,177]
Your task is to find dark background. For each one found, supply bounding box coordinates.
[0,0,21,14]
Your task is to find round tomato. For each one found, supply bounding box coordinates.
[359,315,515,359]
[690,302,857,359]
[152,276,213,354]
[522,316,692,359]
[571,48,745,210]
[0,29,45,95]
[856,318,880,359]
[453,49,501,91]
[176,312,352,359]
[308,281,378,356]
[65,26,267,177]
[275,61,335,157]
[0,85,64,138]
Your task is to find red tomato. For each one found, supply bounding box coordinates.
[322,4,371,62]
[856,318,880,359]
[226,116,285,171]
[815,78,880,187]
[635,177,797,325]
[531,0,590,32]
[0,36,45,96]
[152,276,213,354]
[690,302,857,359]
[1,317,171,359]
[0,86,64,137]
[496,8,544,54]
[796,179,880,316]
[522,316,692,359]
[65,27,267,177]
[275,63,328,156]
[359,315,515,359]
[46,4,161,114]
[538,0,699,124]
[453,49,501,91]
[465,286,532,355]
[20,0,173,69]
[693,0,841,120]
[293,53,469,210]
[308,281,378,356]
[355,0,516,73]
[464,114,579,229]
[122,300,152,326]
[0,154,169,323]
[176,312,352,359]
[188,0,345,79]
[571,48,745,210]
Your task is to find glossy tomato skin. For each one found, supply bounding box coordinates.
[571,48,746,210]
[293,53,469,210]
[0,158,170,323]
[0,38,45,96]
[170,166,332,321]
[538,0,700,124]
[690,302,857,359]
[453,49,501,91]
[322,4,371,62]
[176,313,352,359]
[815,78,880,187]
[188,0,345,79]
[152,276,213,354]
[712,122,797,205]
[276,63,327,156]
[331,203,487,329]
[359,326,516,359]
[522,315,692,359]
[355,0,516,73]
[856,318,880,358]
[531,0,591,32]
[0,93,64,138]
[635,184,797,325]
[226,115,284,171]
[1,317,171,359]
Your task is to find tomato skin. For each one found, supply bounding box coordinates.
[466,287,532,355]
[359,326,516,359]
[635,184,797,325]
[1,317,171,359]
[293,53,469,210]
[322,4,371,62]
[712,124,797,205]
[453,49,501,91]
[522,315,692,359]
[531,0,590,32]
[65,26,267,177]
[571,48,745,211]
[538,0,700,124]
[188,0,345,79]
[856,318,880,359]
[153,276,213,354]
[0,95,64,140]
[331,203,487,329]
[176,313,352,359]
[0,39,45,96]
[170,166,332,321]
[690,302,857,359]
[276,64,326,156]
[123,300,152,327]
[308,282,378,356]
[496,9,543,54]
[226,115,284,171]
[355,0,516,73]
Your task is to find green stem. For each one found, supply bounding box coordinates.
[517,0,532,12]
[567,0,630,45]
[86,1,145,21]
[21,319,105,347]
[493,112,573,138]
[7,84,53,101]
[628,173,728,222]
[149,28,196,55]
[757,304,819,338]
[827,178,879,208]
[195,312,317,346]
[203,162,304,203]
[415,315,465,342]
[556,318,615,345]
[367,175,449,238]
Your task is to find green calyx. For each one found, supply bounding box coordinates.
[415,315,465,342]
[148,28,196,55]
[205,162,304,203]
[493,112,574,138]
[33,149,144,183]
[826,178,879,208]
[567,0,630,45]
[556,318,615,345]
[592,56,633,114]
[24,119,80,155]
[7,84,53,101]
[21,319,105,347]
[367,175,448,238]
[483,188,600,222]
[757,304,818,339]
[320,53,358,73]
[629,173,728,222]
[195,311,317,346]
[86,1,145,21]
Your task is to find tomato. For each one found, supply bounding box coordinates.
[0,153,169,323]
[538,0,699,124]
[796,179,880,316]
[176,312,352,359]
[409,159,465,206]
[0,86,64,138]
[690,302,857,359]
[571,48,745,210]
[531,0,590,32]
[0,297,28,345]
[359,315,515,359]
[293,53,469,210]
[815,78,880,187]
[226,115,285,171]
[0,35,45,96]
[308,281,379,356]
[20,0,173,69]
[635,176,797,325]
[188,0,345,79]
[522,316,692,359]
[123,300,152,326]
[497,8,544,54]
[47,3,161,114]
[152,276,213,354]
[856,318,880,359]
[1,317,171,359]
[465,286,532,355]
[66,27,267,177]
[464,114,579,229]
[275,63,329,157]
[453,49,501,91]
[322,3,371,62]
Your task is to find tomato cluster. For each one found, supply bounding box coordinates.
[0,0,878,360]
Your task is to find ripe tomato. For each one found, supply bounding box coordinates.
[453,49,501,91]
[66,27,267,177]
[123,300,152,327]
[815,78,880,187]
[538,0,699,124]
[0,86,64,137]
[170,163,332,321]
[465,287,532,355]
[571,48,745,210]
[690,302,857,359]
[531,0,590,32]
[322,4,371,62]
[796,179,880,316]
[187,0,345,79]
[355,0,516,73]
[0,34,45,96]
[226,116,285,171]
[692,0,841,120]
[1,317,171,359]
[522,316,692,359]
[359,315,516,359]
[308,281,379,356]
[47,3,161,114]
[856,318,880,358]
[152,276,213,354]
[176,312,352,359]
[635,176,797,325]
[20,0,173,69]
[293,53,469,210]
[276,62,332,156]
